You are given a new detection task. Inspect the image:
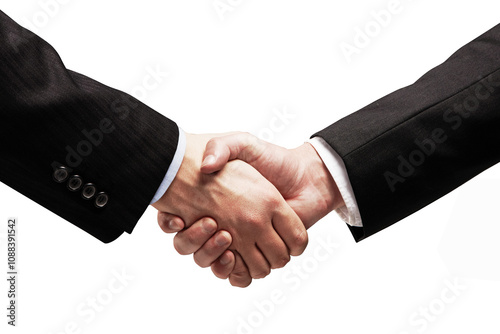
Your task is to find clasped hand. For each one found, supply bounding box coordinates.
[152,132,342,287]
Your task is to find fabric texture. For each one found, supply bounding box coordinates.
[0,10,179,242]
[314,24,500,241]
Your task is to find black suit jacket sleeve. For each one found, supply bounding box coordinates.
[0,11,179,242]
[314,24,500,242]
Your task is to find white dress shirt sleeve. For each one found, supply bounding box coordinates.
[308,137,363,227]
[150,127,186,204]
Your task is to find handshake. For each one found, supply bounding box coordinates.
[152,132,344,287]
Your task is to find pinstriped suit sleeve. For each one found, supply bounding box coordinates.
[0,10,180,243]
[314,24,500,241]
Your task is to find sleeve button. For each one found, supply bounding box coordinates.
[81,183,97,200]
[95,192,109,208]
[53,166,69,183]
[67,175,83,191]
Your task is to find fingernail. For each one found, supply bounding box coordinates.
[215,232,229,246]
[201,219,216,234]
[219,253,231,265]
[168,219,180,231]
[201,155,216,168]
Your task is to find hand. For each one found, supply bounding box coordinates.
[158,132,343,285]
[157,214,238,281]
[201,132,344,228]
[152,133,308,284]
[157,213,256,287]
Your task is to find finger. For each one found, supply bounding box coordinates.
[211,250,236,279]
[229,252,252,288]
[272,205,308,256]
[237,244,271,279]
[157,212,185,233]
[173,217,217,255]
[193,230,232,268]
[256,231,290,269]
[201,133,264,174]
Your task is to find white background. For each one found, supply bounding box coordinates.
[1,1,500,333]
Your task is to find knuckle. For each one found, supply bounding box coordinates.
[270,198,282,210]
[252,267,271,279]
[239,131,252,140]
[207,137,220,148]
[246,216,265,230]
[184,229,203,246]
[273,255,290,269]
[183,235,196,248]
[265,193,281,207]
[231,268,250,279]
[252,271,270,279]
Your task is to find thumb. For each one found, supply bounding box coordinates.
[200,132,264,174]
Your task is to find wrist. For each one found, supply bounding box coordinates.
[152,133,209,221]
[297,143,344,215]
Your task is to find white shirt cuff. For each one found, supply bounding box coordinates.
[150,127,186,204]
[308,137,363,227]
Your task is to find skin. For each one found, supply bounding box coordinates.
[158,132,343,287]
[152,133,308,282]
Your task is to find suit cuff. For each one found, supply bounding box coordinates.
[308,137,363,227]
[150,127,186,204]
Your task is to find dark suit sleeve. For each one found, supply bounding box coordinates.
[314,24,500,242]
[0,11,179,242]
